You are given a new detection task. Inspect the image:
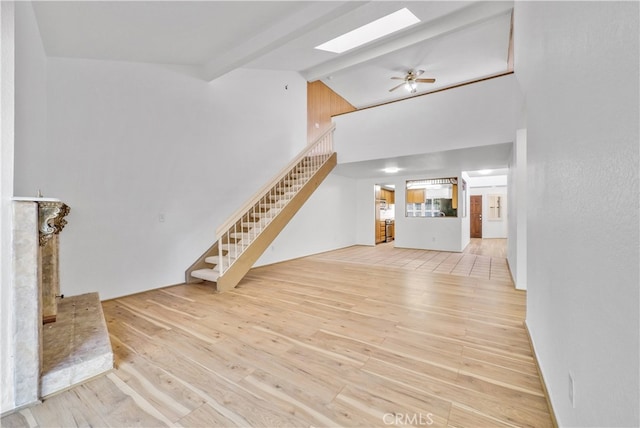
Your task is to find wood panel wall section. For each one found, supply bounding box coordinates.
[307,81,356,142]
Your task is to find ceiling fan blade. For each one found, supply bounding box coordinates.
[416,78,436,83]
[388,82,406,92]
[391,77,406,80]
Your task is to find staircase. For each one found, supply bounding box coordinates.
[186,125,337,292]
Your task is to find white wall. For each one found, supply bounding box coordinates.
[465,174,507,188]
[0,0,16,414]
[256,172,357,266]
[507,131,527,290]
[354,171,467,252]
[14,58,307,300]
[354,179,376,246]
[515,2,639,426]
[333,74,517,164]
[460,172,470,251]
[469,186,508,239]
[397,172,466,252]
[14,1,47,197]
[334,74,517,255]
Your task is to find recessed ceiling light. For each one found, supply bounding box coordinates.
[383,167,400,174]
[315,8,420,54]
[478,169,493,175]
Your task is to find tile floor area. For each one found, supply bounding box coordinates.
[312,239,512,283]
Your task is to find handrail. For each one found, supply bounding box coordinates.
[215,124,336,238]
[215,125,335,277]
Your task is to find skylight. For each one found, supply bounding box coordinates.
[314,8,420,54]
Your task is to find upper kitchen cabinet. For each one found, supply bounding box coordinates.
[406,178,458,217]
[379,188,395,204]
[406,189,425,204]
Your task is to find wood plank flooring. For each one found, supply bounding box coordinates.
[2,241,552,428]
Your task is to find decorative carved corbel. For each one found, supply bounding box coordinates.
[38,202,70,246]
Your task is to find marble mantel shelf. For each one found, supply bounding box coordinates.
[12,197,62,202]
[14,197,70,247]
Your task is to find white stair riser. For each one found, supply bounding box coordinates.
[216,245,245,263]
[267,193,295,202]
[220,244,248,257]
[226,225,263,234]
[258,203,286,209]
[196,152,329,285]
[250,209,282,218]
[229,232,257,240]
[205,255,235,266]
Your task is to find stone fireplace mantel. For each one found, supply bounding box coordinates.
[9,197,113,410]
[13,197,70,324]
[12,197,70,247]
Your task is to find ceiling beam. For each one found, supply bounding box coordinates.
[507,9,515,72]
[201,2,369,82]
[302,1,514,83]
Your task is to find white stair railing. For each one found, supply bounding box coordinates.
[215,125,335,276]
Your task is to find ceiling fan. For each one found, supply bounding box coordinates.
[389,70,435,93]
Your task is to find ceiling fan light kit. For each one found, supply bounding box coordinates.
[405,81,418,93]
[389,69,436,93]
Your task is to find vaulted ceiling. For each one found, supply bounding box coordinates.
[32,1,513,109]
[31,1,514,178]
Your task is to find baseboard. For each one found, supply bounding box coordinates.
[41,368,115,400]
[101,282,187,303]
[506,257,515,284]
[0,399,42,418]
[524,320,559,428]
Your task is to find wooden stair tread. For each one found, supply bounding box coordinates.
[191,268,220,282]
[185,147,336,289]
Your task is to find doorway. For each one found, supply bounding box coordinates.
[470,195,482,238]
[374,184,395,244]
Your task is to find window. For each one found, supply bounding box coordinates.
[487,194,503,220]
[405,178,458,217]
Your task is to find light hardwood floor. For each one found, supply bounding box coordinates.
[3,241,552,428]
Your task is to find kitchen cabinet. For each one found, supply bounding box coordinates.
[379,189,395,204]
[406,189,425,204]
[376,221,386,244]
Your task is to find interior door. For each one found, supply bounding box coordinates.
[470,195,482,238]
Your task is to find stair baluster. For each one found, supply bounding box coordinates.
[186,125,337,290]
